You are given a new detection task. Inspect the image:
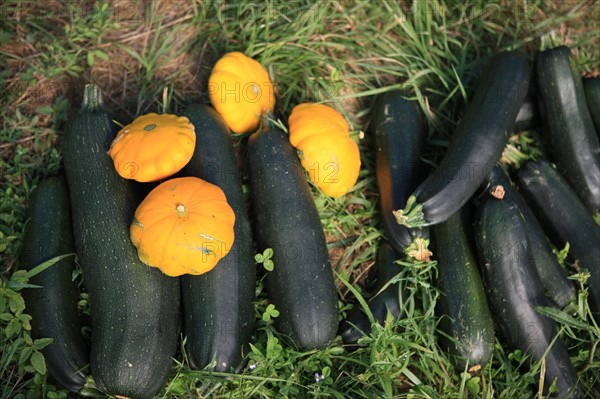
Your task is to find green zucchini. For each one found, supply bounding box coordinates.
[474,183,581,398]
[432,205,495,371]
[179,104,255,372]
[536,46,600,213]
[20,176,89,393]
[583,76,600,136]
[339,241,405,345]
[246,122,338,350]
[394,51,531,228]
[62,84,180,399]
[515,159,600,314]
[368,91,430,259]
[484,166,576,308]
[513,82,540,132]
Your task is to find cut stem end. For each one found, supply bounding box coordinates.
[393,195,427,228]
[405,237,433,263]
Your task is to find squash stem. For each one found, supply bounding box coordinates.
[404,236,433,262]
[82,83,104,112]
[176,204,187,217]
[393,195,427,228]
[263,111,289,134]
[539,32,561,52]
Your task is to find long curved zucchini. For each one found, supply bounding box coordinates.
[432,205,495,371]
[20,176,89,393]
[474,184,581,398]
[246,122,338,350]
[394,51,531,228]
[485,166,576,308]
[536,46,600,213]
[179,104,255,372]
[62,84,180,399]
[583,76,600,136]
[515,159,600,314]
[339,241,405,345]
[368,91,430,260]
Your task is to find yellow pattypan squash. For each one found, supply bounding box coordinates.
[288,103,361,197]
[130,176,236,277]
[208,52,275,134]
[108,113,195,182]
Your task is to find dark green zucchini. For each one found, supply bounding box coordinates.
[179,104,255,372]
[474,185,581,398]
[368,91,430,259]
[583,76,600,136]
[246,122,338,350]
[536,46,600,213]
[339,241,405,345]
[394,51,531,228]
[513,82,540,132]
[20,176,89,393]
[484,166,576,308]
[432,205,495,371]
[515,159,600,314]
[62,84,180,399]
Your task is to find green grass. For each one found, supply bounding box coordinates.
[1,0,599,398]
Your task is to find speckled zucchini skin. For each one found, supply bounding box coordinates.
[536,46,600,213]
[516,159,600,314]
[369,91,429,254]
[62,84,180,399]
[433,205,495,370]
[475,181,581,398]
[485,167,576,308]
[398,51,531,227]
[20,176,89,393]
[247,123,338,350]
[179,104,255,372]
[583,76,600,136]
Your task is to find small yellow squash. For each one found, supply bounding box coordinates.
[208,52,275,134]
[108,113,195,182]
[288,103,361,197]
[130,176,236,277]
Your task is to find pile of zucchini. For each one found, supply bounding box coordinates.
[20,84,338,397]
[340,46,599,399]
[19,44,598,398]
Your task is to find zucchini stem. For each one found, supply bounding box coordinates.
[264,111,288,134]
[82,83,104,112]
[539,32,561,51]
[404,236,433,262]
[393,195,427,228]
